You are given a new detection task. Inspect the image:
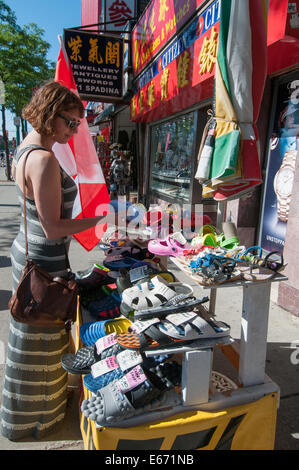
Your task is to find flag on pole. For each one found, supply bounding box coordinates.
[195,0,268,201]
[53,39,110,251]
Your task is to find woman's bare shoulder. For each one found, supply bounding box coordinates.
[23,147,59,179]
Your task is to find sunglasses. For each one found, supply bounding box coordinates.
[58,113,81,129]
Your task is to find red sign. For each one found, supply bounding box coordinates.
[132,0,210,76]
[105,0,136,31]
[131,0,220,122]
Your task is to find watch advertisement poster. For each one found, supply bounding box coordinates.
[260,74,299,253]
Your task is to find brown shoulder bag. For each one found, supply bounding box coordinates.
[8,147,78,328]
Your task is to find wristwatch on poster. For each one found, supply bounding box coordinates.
[273,150,297,222]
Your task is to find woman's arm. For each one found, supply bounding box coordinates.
[28,151,107,240]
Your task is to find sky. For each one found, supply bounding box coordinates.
[2,0,82,138]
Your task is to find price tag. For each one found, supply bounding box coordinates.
[166,311,197,325]
[117,349,143,372]
[129,317,160,334]
[95,332,117,355]
[91,355,119,378]
[117,365,147,393]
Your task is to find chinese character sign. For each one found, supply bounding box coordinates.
[131,0,220,121]
[132,0,209,76]
[105,0,136,31]
[64,29,123,102]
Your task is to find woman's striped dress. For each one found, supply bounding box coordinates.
[1,145,77,440]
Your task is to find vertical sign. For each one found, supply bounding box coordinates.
[105,0,136,31]
[64,29,123,102]
[260,74,299,252]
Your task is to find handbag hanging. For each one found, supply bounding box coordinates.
[8,146,78,328]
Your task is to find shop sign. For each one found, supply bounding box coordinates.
[259,74,299,253]
[104,0,136,31]
[130,0,220,121]
[64,29,123,102]
[132,0,213,76]
[285,0,299,37]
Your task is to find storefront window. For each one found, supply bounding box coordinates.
[149,111,197,202]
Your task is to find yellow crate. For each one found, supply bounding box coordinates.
[79,391,278,450]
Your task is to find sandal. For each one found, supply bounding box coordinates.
[242,265,277,282]
[236,249,285,277]
[103,256,153,270]
[104,246,151,260]
[235,246,263,264]
[75,264,116,287]
[199,259,241,286]
[88,291,122,319]
[83,353,182,393]
[61,345,106,375]
[62,330,131,375]
[81,364,182,426]
[134,295,209,320]
[219,236,240,250]
[260,251,285,272]
[189,253,229,272]
[117,313,230,352]
[121,275,193,312]
[117,267,176,295]
[148,232,190,257]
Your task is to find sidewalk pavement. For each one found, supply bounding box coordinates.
[0,167,299,450]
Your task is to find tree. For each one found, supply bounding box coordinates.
[0,1,55,180]
[4,23,55,139]
[0,0,18,179]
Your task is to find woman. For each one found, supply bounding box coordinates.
[1,81,105,440]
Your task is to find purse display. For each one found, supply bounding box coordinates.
[8,147,78,328]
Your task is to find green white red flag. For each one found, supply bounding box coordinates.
[54,43,110,251]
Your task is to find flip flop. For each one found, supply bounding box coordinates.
[79,317,132,346]
[81,364,182,426]
[121,275,194,312]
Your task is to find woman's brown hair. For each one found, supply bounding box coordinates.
[22,81,85,135]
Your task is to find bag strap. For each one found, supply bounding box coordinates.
[22,147,70,269]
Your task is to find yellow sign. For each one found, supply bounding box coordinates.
[198,26,218,74]
[177,51,190,88]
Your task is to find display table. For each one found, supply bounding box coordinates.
[76,255,285,450]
